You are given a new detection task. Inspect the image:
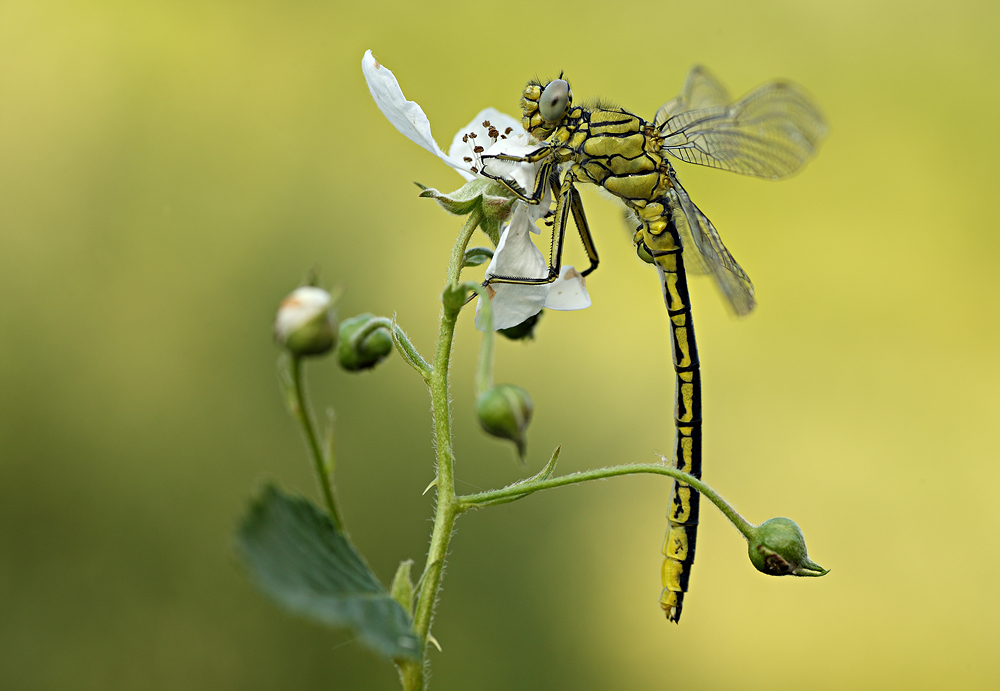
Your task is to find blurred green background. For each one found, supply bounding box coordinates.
[2,0,999,688]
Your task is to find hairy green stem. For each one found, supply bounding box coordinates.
[458,461,756,541]
[287,356,343,530]
[400,210,483,691]
[471,283,494,397]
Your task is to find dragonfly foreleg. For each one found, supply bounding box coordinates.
[480,144,556,204]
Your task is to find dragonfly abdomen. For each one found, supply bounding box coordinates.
[638,207,703,623]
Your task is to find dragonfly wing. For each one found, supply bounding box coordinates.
[654,65,731,127]
[667,169,756,315]
[660,80,827,180]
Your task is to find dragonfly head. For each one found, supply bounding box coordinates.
[521,78,572,140]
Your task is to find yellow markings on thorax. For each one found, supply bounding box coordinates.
[604,173,660,201]
[582,132,646,160]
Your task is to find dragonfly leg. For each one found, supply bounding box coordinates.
[567,183,599,277]
[485,167,575,287]
[480,144,556,204]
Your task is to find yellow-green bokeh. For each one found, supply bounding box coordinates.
[2,0,999,688]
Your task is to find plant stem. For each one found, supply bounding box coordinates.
[287,356,343,531]
[471,283,494,398]
[399,210,482,691]
[351,316,432,383]
[458,461,756,541]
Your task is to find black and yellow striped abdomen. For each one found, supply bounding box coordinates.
[635,203,702,623]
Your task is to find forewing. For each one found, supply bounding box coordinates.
[654,65,731,127]
[660,80,827,180]
[667,170,756,315]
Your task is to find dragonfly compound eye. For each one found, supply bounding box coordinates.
[539,79,571,123]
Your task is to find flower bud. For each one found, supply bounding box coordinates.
[476,384,533,460]
[441,282,471,318]
[498,311,542,341]
[337,313,393,371]
[748,517,829,577]
[274,286,337,357]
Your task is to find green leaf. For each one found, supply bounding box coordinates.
[236,485,420,660]
[389,559,414,616]
[415,179,515,246]
[462,246,494,268]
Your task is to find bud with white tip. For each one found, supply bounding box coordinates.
[274,286,337,357]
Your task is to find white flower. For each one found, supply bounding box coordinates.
[473,205,592,330]
[362,50,590,330]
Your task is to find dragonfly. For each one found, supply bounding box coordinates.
[480,66,826,622]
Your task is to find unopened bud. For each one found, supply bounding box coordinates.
[476,384,533,460]
[748,517,829,577]
[274,286,337,357]
[442,282,471,318]
[337,314,393,371]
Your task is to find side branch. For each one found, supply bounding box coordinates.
[457,461,755,540]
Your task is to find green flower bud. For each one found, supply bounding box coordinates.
[476,384,533,460]
[337,314,393,371]
[441,282,471,319]
[748,517,829,577]
[274,286,337,357]
[498,310,542,341]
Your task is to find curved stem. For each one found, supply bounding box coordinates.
[352,315,432,383]
[458,461,756,542]
[286,355,343,530]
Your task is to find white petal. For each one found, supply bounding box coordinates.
[479,136,546,207]
[475,207,550,331]
[543,266,592,311]
[448,109,527,182]
[362,50,472,177]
